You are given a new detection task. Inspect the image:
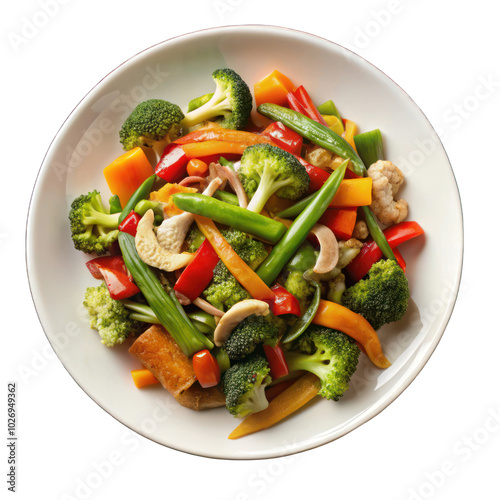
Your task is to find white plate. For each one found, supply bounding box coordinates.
[26,25,463,459]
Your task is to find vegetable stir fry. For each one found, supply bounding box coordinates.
[69,67,424,438]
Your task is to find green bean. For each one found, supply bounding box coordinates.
[118,174,156,223]
[171,193,287,244]
[213,190,239,206]
[256,160,348,286]
[187,93,214,112]
[258,103,365,176]
[118,232,213,356]
[282,281,321,343]
[258,104,396,260]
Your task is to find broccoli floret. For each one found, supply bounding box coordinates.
[185,224,206,253]
[203,261,251,311]
[224,314,280,362]
[280,241,318,312]
[221,228,268,270]
[83,283,147,347]
[238,143,310,214]
[341,259,409,330]
[283,270,317,313]
[119,99,184,156]
[285,325,360,401]
[69,190,120,255]
[202,228,268,311]
[222,353,271,417]
[181,68,252,130]
[327,273,346,304]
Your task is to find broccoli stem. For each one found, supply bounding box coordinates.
[285,350,332,381]
[246,167,293,214]
[181,85,228,128]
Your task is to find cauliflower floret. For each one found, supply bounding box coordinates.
[367,160,408,226]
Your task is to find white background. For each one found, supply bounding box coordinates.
[3,1,499,499]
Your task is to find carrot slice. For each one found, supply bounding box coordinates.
[312,300,391,369]
[228,373,320,439]
[131,368,160,388]
[186,159,209,177]
[103,147,154,207]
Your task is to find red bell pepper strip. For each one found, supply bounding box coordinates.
[293,155,330,192]
[261,122,303,156]
[98,266,140,300]
[393,247,406,273]
[86,255,127,279]
[118,211,141,237]
[319,207,357,240]
[192,349,221,388]
[286,91,309,116]
[345,221,424,281]
[173,239,220,301]
[263,344,289,380]
[86,255,139,299]
[271,284,301,316]
[292,85,329,126]
[155,143,189,182]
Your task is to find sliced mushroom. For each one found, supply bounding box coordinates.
[135,210,194,272]
[213,299,270,346]
[207,162,227,189]
[310,223,339,274]
[274,217,339,274]
[178,176,209,189]
[219,164,248,208]
[192,297,225,318]
[201,177,223,197]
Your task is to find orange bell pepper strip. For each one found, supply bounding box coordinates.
[342,119,358,152]
[175,128,274,146]
[103,147,154,207]
[312,300,391,369]
[149,183,197,217]
[254,69,297,108]
[131,368,160,388]
[331,177,372,207]
[193,215,275,303]
[181,141,247,159]
[228,373,320,439]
